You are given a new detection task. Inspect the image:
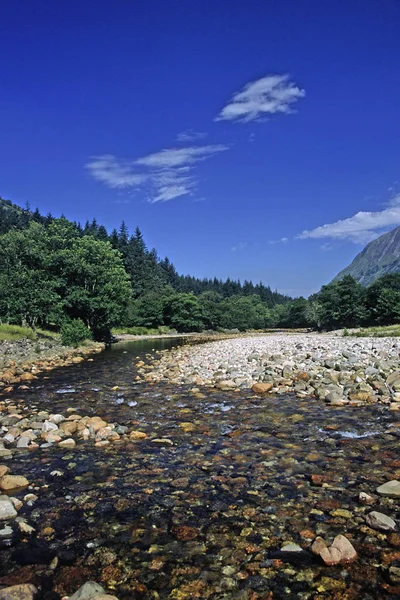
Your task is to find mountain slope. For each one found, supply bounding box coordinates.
[334,226,400,286]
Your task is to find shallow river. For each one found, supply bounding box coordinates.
[1,338,400,599]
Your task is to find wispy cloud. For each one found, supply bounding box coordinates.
[176,129,208,142]
[231,242,248,252]
[269,237,289,245]
[86,144,228,202]
[215,74,305,123]
[298,194,400,244]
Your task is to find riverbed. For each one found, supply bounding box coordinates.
[1,337,400,599]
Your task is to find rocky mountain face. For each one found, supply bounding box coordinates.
[334,226,400,286]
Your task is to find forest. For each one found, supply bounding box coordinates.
[1,198,400,341]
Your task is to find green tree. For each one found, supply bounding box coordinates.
[163,293,205,332]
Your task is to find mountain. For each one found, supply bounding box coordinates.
[334,226,400,286]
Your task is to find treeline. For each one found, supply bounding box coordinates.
[307,273,400,330]
[2,198,398,337]
[0,198,291,338]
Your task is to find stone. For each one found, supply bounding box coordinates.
[86,417,107,432]
[365,511,397,531]
[129,430,147,440]
[330,534,357,563]
[280,543,303,552]
[387,371,400,386]
[0,466,10,479]
[311,534,357,566]
[0,475,29,492]
[152,438,174,446]
[0,498,17,521]
[359,491,375,505]
[58,438,76,449]
[19,373,36,382]
[59,421,78,435]
[251,382,273,394]
[42,421,58,432]
[377,480,400,497]
[68,581,109,600]
[0,584,37,599]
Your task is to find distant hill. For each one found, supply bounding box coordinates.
[334,226,400,286]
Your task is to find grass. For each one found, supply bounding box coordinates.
[349,325,400,337]
[112,326,176,336]
[0,324,60,342]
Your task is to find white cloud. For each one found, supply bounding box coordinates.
[269,237,289,245]
[86,144,228,202]
[176,129,208,142]
[215,74,305,123]
[298,194,400,244]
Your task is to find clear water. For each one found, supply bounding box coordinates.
[1,338,399,599]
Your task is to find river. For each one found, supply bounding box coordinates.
[0,338,399,599]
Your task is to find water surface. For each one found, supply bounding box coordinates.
[1,338,399,599]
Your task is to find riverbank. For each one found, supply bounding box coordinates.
[139,333,400,408]
[0,338,105,391]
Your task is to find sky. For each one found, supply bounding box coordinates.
[1,0,400,297]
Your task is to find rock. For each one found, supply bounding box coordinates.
[86,417,107,432]
[359,491,375,505]
[311,534,357,566]
[19,373,37,382]
[59,421,78,435]
[152,438,174,446]
[216,380,237,390]
[0,466,10,479]
[0,475,29,492]
[377,480,400,497]
[251,382,273,394]
[68,581,110,600]
[280,543,303,552]
[330,534,357,563]
[387,371,400,386]
[42,421,58,432]
[129,430,147,440]
[0,498,17,521]
[58,438,76,449]
[0,584,38,599]
[365,511,397,531]
[389,566,400,584]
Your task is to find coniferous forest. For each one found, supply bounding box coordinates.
[2,197,400,341]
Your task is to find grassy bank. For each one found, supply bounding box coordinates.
[349,325,400,337]
[0,324,59,342]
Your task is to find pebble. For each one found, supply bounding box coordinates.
[0,498,17,521]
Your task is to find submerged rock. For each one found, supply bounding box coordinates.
[311,534,357,566]
[0,584,38,599]
[68,581,118,600]
[365,511,397,531]
[376,480,400,497]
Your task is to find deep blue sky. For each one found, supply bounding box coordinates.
[1,0,400,296]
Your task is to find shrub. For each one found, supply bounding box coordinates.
[61,319,92,347]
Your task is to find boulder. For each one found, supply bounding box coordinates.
[311,534,357,566]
